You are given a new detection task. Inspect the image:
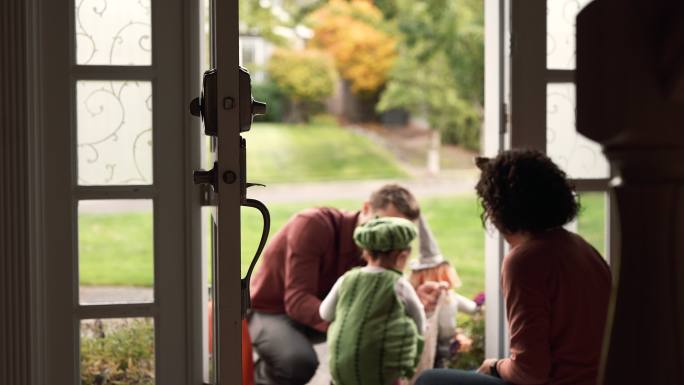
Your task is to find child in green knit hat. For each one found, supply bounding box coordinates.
[320,217,426,385]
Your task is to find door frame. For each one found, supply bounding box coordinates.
[213,0,244,382]
[483,0,507,359]
[484,0,617,359]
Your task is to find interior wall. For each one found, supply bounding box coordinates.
[1,0,33,384]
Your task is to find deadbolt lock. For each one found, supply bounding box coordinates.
[193,161,219,192]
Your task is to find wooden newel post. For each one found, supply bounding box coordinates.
[577,1,684,383]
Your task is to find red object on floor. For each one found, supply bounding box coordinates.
[208,300,213,354]
[242,318,255,385]
[208,301,255,384]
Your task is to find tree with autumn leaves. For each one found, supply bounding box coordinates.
[307,0,397,121]
[377,0,484,151]
[306,0,483,149]
[307,0,397,95]
[242,0,484,150]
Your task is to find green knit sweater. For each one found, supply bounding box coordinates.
[328,268,424,385]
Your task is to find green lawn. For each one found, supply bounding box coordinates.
[79,193,607,299]
[240,196,486,298]
[244,122,408,183]
[78,196,488,296]
[79,212,154,287]
[577,192,606,255]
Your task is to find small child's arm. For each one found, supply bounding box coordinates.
[396,277,427,334]
[319,275,345,322]
[453,292,479,314]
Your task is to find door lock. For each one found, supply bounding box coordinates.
[189,67,267,136]
[239,66,267,132]
[189,69,218,136]
[193,161,219,192]
[189,67,271,319]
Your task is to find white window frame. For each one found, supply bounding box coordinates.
[484,0,507,359]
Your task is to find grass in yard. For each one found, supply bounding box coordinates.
[577,192,606,255]
[242,195,487,299]
[80,194,606,299]
[244,122,408,183]
[80,196,488,298]
[79,212,154,287]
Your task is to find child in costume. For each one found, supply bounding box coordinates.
[320,217,426,385]
[409,216,483,367]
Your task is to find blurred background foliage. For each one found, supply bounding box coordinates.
[238,0,484,150]
[377,0,484,150]
[267,48,337,122]
[308,0,397,94]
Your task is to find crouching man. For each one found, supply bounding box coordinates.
[248,184,442,385]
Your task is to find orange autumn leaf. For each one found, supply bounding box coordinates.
[308,0,397,94]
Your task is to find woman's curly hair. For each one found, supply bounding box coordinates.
[475,149,580,234]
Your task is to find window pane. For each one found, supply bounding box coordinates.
[77,81,153,185]
[546,83,609,179]
[577,192,606,256]
[79,200,154,304]
[546,0,593,69]
[80,318,155,385]
[75,0,152,65]
[563,192,606,257]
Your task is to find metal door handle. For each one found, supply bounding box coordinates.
[193,161,219,192]
[239,67,267,133]
[240,198,270,318]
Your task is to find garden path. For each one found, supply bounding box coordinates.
[79,171,478,214]
[249,170,478,204]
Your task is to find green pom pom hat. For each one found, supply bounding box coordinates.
[353,217,417,252]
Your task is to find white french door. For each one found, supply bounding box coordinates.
[484,0,616,358]
[194,0,269,384]
[40,0,208,383]
[198,0,244,382]
[507,0,614,258]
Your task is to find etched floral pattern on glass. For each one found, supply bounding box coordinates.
[546,0,593,69]
[76,0,152,65]
[546,83,609,179]
[77,80,152,185]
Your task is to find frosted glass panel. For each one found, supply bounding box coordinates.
[79,200,154,305]
[546,83,609,178]
[546,0,593,69]
[80,318,155,384]
[77,81,153,185]
[76,0,152,65]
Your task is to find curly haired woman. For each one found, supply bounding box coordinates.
[415,149,611,385]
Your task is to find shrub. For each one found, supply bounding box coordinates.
[438,99,482,151]
[449,312,485,370]
[81,318,155,385]
[309,113,339,126]
[267,48,337,122]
